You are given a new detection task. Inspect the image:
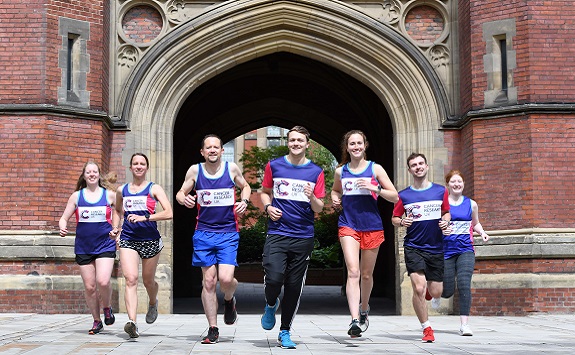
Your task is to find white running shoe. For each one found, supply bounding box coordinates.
[431,297,441,309]
[459,323,473,336]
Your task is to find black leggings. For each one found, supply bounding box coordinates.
[262,234,315,331]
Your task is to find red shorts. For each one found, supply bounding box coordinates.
[338,226,384,250]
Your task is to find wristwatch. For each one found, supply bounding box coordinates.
[242,198,250,205]
[144,212,150,221]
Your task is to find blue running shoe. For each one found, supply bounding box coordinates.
[277,330,296,349]
[261,298,280,330]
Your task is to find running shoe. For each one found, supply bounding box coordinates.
[347,319,362,338]
[459,323,473,336]
[425,289,432,301]
[146,298,158,324]
[277,330,297,349]
[422,326,435,343]
[431,297,441,309]
[124,320,139,338]
[261,298,280,330]
[224,296,238,325]
[359,305,369,332]
[201,326,219,344]
[89,320,103,335]
[103,307,115,325]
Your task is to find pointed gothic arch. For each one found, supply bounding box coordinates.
[116,0,451,314]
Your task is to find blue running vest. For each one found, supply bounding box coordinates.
[120,182,161,241]
[74,187,116,255]
[338,161,383,231]
[443,196,474,258]
[195,162,239,232]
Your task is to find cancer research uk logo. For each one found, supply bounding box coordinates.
[274,180,290,196]
[197,189,234,206]
[344,181,354,192]
[199,191,212,205]
[124,197,147,211]
[80,208,106,219]
[405,205,422,220]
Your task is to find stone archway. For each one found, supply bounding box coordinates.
[116,0,450,314]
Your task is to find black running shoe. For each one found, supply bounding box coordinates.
[347,319,362,338]
[201,326,219,344]
[89,320,103,335]
[103,307,115,325]
[224,296,237,325]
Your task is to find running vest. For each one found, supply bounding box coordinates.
[195,162,239,232]
[74,187,116,255]
[120,182,161,241]
[338,161,383,231]
[393,183,449,254]
[443,196,474,258]
[262,156,325,238]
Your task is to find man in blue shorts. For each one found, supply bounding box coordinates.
[176,134,252,344]
[392,153,451,343]
[259,126,326,349]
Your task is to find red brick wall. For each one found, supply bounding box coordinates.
[445,114,575,231]
[0,115,116,231]
[457,0,472,113]
[467,1,575,109]
[0,1,46,104]
[102,0,110,111]
[470,259,575,315]
[121,4,163,44]
[0,260,120,313]
[0,2,106,108]
[46,1,106,109]
[475,259,575,274]
[530,114,575,227]
[525,2,575,101]
[404,5,444,45]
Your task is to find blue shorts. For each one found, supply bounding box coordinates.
[192,230,239,267]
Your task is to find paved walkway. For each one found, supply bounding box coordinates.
[0,284,574,354]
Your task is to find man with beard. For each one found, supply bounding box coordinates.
[176,134,251,344]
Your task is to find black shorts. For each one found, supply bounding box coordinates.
[404,246,444,282]
[75,251,117,266]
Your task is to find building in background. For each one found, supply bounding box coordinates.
[1,1,574,316]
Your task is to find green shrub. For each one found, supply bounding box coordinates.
[310,241,342,268]
[237,217,267,263]
[238,210,342,268]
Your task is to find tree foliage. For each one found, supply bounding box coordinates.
[239,140,336,191]
[237,141,341,268]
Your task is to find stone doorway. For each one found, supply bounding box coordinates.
[171,52,396,311]
[115,1,449,315]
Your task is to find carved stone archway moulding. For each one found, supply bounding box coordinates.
[111,0,455,119]
[110,0,451,314]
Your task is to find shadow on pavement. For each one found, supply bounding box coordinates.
[174,283,396,315]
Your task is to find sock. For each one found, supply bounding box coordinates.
[421,321,431,329]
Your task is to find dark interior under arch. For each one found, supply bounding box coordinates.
[172,52,396,314]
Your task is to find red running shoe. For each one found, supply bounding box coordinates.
[422,326,435,343]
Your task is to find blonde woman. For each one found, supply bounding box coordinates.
[59,162,117,334]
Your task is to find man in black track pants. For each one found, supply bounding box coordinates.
[259,126,326,349]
